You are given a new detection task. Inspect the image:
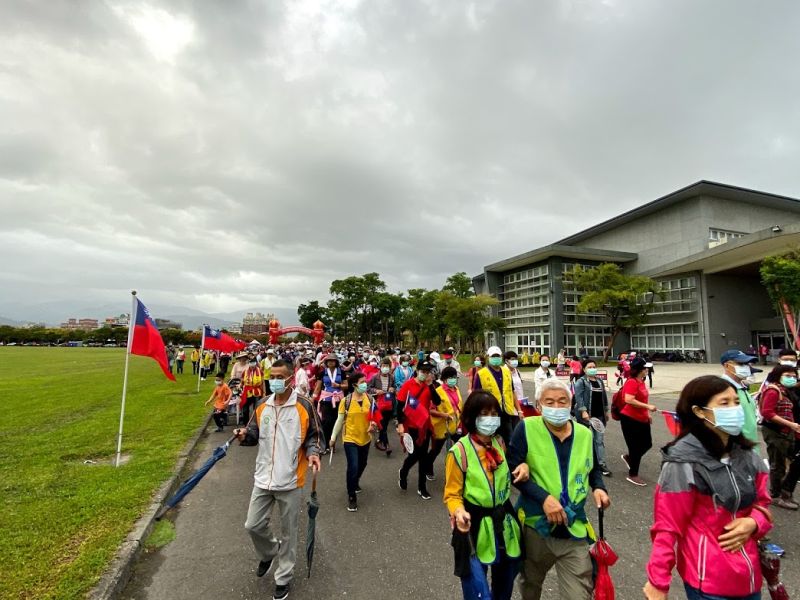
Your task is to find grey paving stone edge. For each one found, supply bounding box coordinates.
[86,410,214,600]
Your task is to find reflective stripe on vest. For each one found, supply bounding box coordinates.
[518,416,593,539]
[477,366,516,415]
[450,438,522,564]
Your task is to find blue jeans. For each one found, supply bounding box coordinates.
[461,556,519,600]
[343,442,370,499]
[683,583,761,600]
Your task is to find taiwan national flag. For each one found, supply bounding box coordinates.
[662,410,681,437]
[203,325,246,353]
[368,395,383,428]
[131,298,175,381]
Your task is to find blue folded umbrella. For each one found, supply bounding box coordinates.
[156,437,233,519]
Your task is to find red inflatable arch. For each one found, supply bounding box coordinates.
[268,319,326,345]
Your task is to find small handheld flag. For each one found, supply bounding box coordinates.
[661,410,681,437]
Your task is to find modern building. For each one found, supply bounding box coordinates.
[242,312,275,336]
[60,318,100,331]
[473,181,800,362]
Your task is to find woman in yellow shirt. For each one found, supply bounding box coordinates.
[330,372,378,512]
[444,390,527,600]
[427,366,463,481]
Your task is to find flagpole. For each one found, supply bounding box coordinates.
[196,323,205,393]
[116,290,138,468]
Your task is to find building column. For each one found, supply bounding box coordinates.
[549,257,564,355]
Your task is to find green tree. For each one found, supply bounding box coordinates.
[403,288,438,347]
[565,263,661,362]
[443,272,475,299]
[760,248,800,349]
[297,300,327,329]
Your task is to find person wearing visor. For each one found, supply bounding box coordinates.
[507,379,610,600]
[643,376,772,600]
[396,361,439,500]
[719,349,760,449]
[236,360,321,600]
[473,346,519,445]
[437,347,461,375]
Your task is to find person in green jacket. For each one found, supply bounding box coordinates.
[719,349,761,452]
[507,378,611,600]
[444,390,529,600]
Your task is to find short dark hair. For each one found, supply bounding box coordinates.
[779,348,798,358]
[271,359,294,374]
[441,366,458,379]
[348,371,366,388]
[766,364,798,383]
[668,375,753,458]
[460,390,500,434]
[582,358,596,369]
[215,372,225,380]
[503,350,518,360]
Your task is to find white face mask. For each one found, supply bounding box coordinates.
[780,360,797,367]
[541,360,550,368]
[733,364,751,379]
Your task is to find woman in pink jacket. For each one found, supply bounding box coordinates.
[643,375,772,600]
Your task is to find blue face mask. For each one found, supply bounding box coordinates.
[489,357,503,367]
[446,377,458,387]
[270,378,286,394]
[476,416,501,436]
[704,405,745,436]
[508,360,519,368]
[541,406,571,427]
[357,382,368,394]
[781,376,798,388]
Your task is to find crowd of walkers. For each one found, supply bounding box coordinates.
[202,338,800,600]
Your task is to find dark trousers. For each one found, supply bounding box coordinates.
[378,409,393,447]
[219,357,230,376]
[212,410,227,429]
[783,443,800,495]
[192,361,199,374]
[461,555,520,600]
[320,402,338,451]
[764,427,794,496]
[400,429,431,493]
[620,414,652,477]
[241,396,259,425]
[647,371,653,388]
[176,360,184,374]
[684,582,761,600]
[344,442,370,499]
[427,436,447,476]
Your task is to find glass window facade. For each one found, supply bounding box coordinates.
[561,262,612,356]
[500,265,550,355]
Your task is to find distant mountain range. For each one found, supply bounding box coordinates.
[0,301,300,330]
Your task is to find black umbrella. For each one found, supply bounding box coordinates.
[306,472,320,578]
[156,434,236,520]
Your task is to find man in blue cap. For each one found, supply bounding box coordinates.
[719,349,760,450]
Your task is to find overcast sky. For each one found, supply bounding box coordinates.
[2,0,800,317]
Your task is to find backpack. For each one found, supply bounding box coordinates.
[610,387,625,421]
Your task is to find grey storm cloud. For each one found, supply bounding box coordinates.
[1,0,800,316]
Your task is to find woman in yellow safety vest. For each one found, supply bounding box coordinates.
[427,366,463,480]
[444,390,528,600]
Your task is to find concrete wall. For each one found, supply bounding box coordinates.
[703,273,775,360]
[573,196,800,273]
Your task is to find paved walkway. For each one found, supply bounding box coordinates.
[122,364,799,599]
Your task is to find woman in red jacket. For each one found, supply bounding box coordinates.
[643,375,772,600]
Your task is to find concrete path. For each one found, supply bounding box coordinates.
[122,365,800,599]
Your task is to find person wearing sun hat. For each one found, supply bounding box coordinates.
[437,347,461,375]
[473,346,518,445]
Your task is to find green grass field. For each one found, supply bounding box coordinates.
[0,347,210,600]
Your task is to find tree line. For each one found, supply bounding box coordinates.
[297,271,504,351]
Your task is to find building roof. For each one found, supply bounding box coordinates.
[483,244,637,273]
[557,180,800,246]
[642,221,800,278]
